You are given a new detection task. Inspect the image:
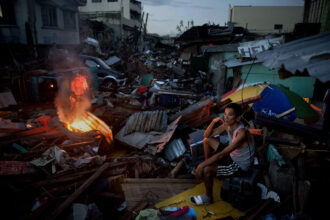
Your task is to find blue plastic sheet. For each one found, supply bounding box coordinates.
[252,85,297,121]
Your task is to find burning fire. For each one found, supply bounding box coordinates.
[66,112,113,144]
[56,70,112,143]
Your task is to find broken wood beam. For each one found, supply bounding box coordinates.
[0,128,22,133]
[168,160,184,178]
[266,136,300,146]
[59,141,96,151]
[218,95,262,111]
[236,95,263,107]
[255,112,324,140]
[0,127,64,146]
[215,98,231,108]
[32,161,131,187]
[47,162,111,220]
[276,107,296,118]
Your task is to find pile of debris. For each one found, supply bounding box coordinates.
[0,31,329,219]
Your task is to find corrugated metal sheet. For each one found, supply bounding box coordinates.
[201,44,238,53]
[224,59,262,68]
[164,139,186,161]
[124,111,168,135]
[256,31,330,82]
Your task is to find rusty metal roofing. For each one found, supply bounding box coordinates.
[256,31,330,82]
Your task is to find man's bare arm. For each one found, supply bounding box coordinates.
[204,116,225,138]
[201,129,247,167]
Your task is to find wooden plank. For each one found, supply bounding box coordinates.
[32,161,130,187]
[0,127,64,146]
[47,162,111,220]
[236,95,263,107]
[168,160,184,178]
[266,136,300,146]
[0,128,22,133]
[276,107,296,118]
[59,141,96,151]
[121,178,201,209]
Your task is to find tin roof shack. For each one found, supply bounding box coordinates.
[224,37,317,99]
[201,44,238,103]
[175,23,248,66]
[256,31,330,85]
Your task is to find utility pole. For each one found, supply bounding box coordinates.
[140,12,144,32]
[144,13,148,36]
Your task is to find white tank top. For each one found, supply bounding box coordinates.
[227,123,255,171]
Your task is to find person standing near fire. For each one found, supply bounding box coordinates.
[69,70,92,109]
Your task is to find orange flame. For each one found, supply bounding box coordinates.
[66,112,113,144]
[58,73,113,143]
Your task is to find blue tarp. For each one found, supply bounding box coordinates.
[252,85,297,121]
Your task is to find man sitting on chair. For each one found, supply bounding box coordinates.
[190,103,255,205]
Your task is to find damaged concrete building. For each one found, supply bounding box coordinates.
[78,0,142,41]
[0,0,85,58]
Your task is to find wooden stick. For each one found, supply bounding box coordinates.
[33,165,127,187]
[59,141,96,150]
[47,162,110,220]
[276,107,296,118]
[29,142,45,152]
[168,160,184,178]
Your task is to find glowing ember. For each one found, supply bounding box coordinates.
[66,112,113,144]
[56,70,113,144]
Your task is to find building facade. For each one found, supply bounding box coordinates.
[78,0,142,40]
[0,0,85,45]
[303,0,330,32]
[229,6,304,34]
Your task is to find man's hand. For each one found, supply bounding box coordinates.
[195,162,205,179]
[212,116,224,124]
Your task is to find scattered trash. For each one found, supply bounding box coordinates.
[0,7,328,220]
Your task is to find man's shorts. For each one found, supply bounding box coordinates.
[215,143,241,177]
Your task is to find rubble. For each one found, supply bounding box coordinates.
[0,15,329,220]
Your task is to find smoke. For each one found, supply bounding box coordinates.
[55,74,91,124]
[52,51,92,124]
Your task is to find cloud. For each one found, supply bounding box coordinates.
[141,0,212,9]
[141,0,173,6]
[150,18,175,22]
[170,1,212,9]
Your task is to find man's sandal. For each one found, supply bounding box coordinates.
[189,194,212,205]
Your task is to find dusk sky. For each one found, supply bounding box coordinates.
[140,0,305,36]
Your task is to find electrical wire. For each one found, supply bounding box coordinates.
[238,56,257,166]
[240,56,257,103]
